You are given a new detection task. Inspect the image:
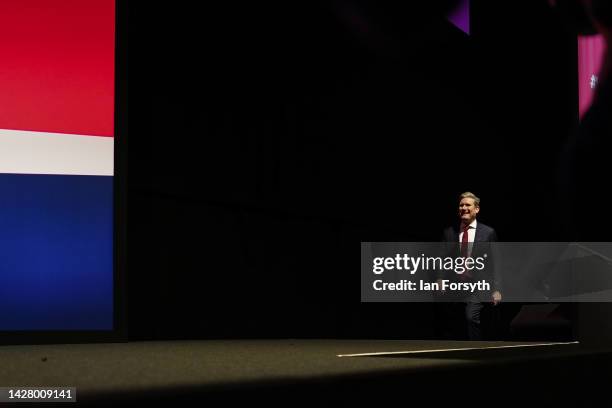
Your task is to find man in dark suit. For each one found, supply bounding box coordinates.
[437,192,502,340]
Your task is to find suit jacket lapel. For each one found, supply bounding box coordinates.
[474,223,483,242]
[473,223,488,257]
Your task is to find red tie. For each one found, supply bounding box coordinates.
[460,225,472,280]
[461,225,470,257]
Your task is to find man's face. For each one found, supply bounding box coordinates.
[458,197,479,224]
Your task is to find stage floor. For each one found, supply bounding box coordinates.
[0,339,607,403]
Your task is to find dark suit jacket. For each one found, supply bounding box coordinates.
[440,221,502,293]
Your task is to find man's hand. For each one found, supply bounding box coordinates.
[491,290,502,306]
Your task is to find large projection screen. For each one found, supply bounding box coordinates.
[0,0,125,341]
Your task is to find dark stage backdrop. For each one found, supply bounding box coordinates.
[127,1,576,340]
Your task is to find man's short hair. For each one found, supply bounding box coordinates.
[459,191,480,207]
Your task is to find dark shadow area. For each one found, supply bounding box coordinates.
[126,0,579,342]
[68,346,612,405]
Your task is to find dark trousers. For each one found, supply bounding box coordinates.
[465,296,485,340]
[434,295,487,340]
